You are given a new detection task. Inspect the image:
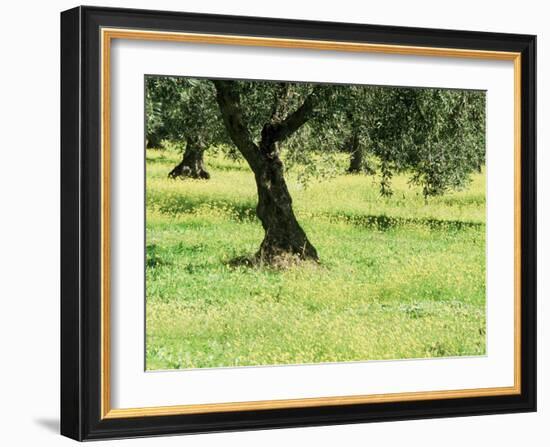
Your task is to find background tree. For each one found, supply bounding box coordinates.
[145,76,229,179]
[285,85,485,193]
[340,87,378,174]
[282,85,377,177]
[279,84,371,183]
[367,86,486,197]
[145,80,169,149]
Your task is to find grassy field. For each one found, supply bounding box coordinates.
[145,149,486,370]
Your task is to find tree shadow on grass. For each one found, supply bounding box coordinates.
[337,213,484,231]
[153,196,484,232]
[156,197,257,221]
[225,252,325,271]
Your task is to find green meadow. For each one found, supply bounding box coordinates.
[145,149,486,370]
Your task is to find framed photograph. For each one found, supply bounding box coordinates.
[60,6,536,441]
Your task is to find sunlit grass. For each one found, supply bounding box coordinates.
[146,149,486,370]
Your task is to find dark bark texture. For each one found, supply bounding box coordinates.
[254,152,318,262]
[345,133,373,175]
[347,133,363,173]
[146,133,162,149]
[348,148,363,173]
[168,138,210,179]
[213,80,318,262]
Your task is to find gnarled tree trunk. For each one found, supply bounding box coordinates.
[213,80,319,263]
[255,154,318,262]
[168,138,210,179]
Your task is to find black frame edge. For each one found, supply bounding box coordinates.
[519,34,537,412]
[61,6,84,441]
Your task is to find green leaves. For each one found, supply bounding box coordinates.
[146,76,485,197]
[145,76,228,150]
[368,87,486,197]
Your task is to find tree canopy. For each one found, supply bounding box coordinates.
[145,76,228,149]
[146,77,485,197]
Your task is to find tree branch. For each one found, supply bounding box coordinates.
[212,80,260,169]
[268,83,291,124]
[260,88,319,152]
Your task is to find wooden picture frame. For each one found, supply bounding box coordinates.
[61,5,536,441]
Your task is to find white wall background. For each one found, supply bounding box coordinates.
[0,1,546,445]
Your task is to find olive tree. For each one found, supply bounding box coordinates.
[145,76,228,179]
[367,86,486,196]
[213,80,323,262]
